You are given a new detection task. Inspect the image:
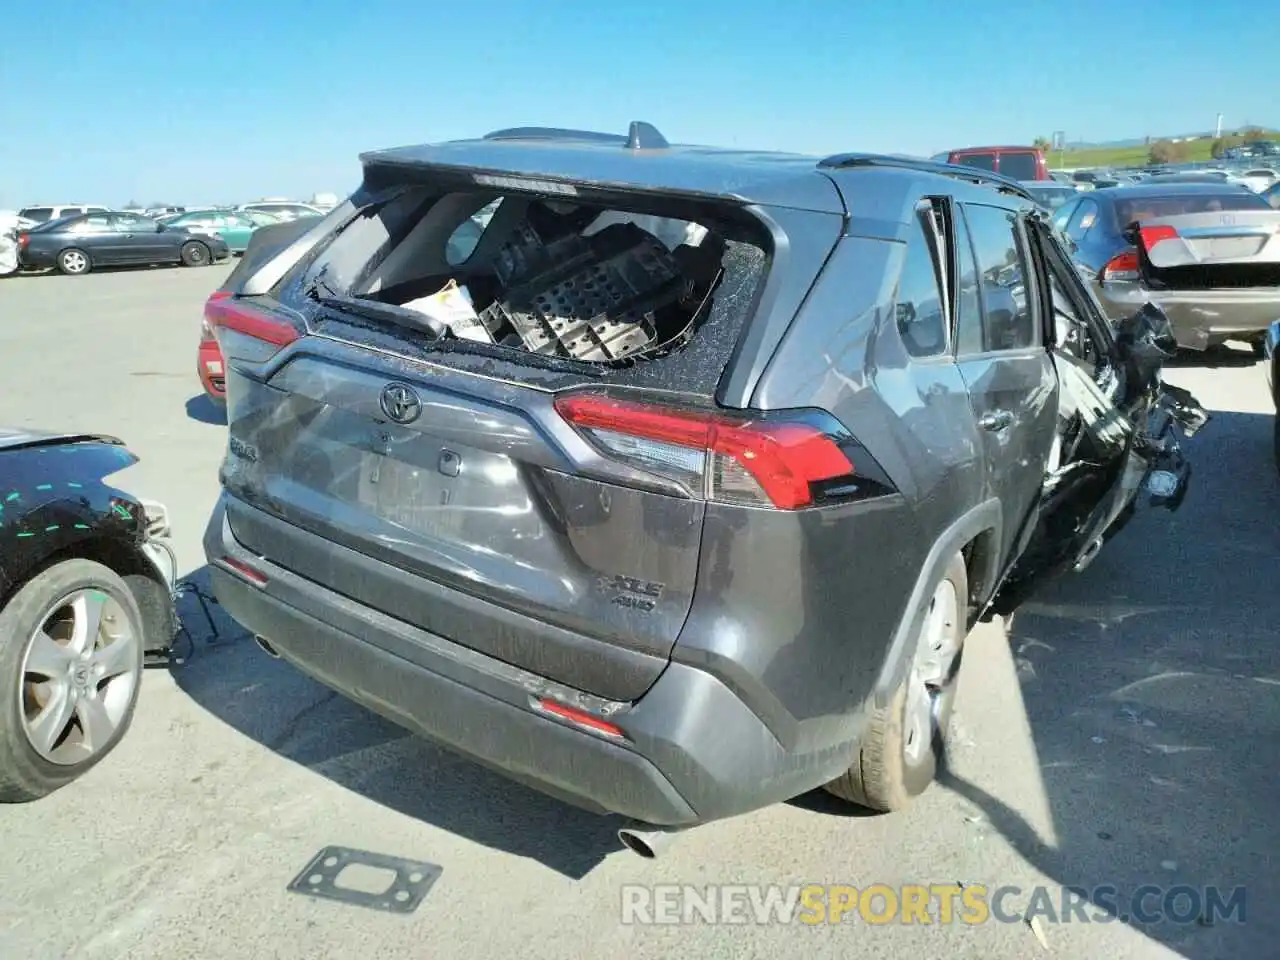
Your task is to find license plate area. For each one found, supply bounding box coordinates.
[356,440,468,537]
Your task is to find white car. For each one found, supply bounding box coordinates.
[236,200,325,222]
[1238,168,1279,193]
[17,204,110,224]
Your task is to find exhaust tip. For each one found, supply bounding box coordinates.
[254,635,281,659]
[618,828,659,859]
[617,821,685,859]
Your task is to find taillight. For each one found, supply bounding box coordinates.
[1102,251,1140,282]
[1139,224,1179,249]
[204,291,300,355]
[17,234,29,249]
[554,393,860,510]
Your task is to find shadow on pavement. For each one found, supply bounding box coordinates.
[1165,344,1259,369]
[169,567,623,879]
[185,394,227,425]
[946,409,1280,959]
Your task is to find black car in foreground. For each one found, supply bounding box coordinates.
[1053,182,1280,353]
[203,122,1207,856]
[17,211,230,275]
[0,431,177,802]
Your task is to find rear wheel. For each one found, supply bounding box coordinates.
[180,241,210,267]
[1252,338,1267,359]
[0,560,145,802]
[57,248,90,276]
[824,553,968,812]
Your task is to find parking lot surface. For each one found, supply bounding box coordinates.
[0,266,1276,960]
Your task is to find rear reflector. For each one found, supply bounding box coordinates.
[1139,224,1179,249]
[217,556,269,587]
[1102,251,1140,282]
[554,393,856,510]
[204,292,300,348]
[535,698,626,739]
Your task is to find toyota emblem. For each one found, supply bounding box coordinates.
[379,383,422,424]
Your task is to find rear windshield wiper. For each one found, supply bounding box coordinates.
[305,263,448,337]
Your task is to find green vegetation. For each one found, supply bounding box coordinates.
[1045,127,1280,170]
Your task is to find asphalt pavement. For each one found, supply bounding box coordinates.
[0,264,1275,960]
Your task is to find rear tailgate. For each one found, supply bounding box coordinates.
[212,162,845,701]
[1139,210,1280,288]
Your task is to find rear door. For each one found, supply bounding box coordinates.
[64,214,121,263]
[953,202,1058,571]
[110,213,169,262]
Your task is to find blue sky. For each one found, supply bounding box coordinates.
[0,0,1271,207]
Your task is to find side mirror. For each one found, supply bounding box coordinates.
[155,223,166,232]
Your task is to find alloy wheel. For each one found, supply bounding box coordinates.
[902,578,961,766]
[18,589,141,765]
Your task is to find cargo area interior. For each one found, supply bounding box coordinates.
[301,185,772,368]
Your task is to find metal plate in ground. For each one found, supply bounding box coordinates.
[286,845,442,914]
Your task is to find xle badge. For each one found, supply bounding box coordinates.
[598,574,665,613]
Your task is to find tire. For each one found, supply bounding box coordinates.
[1252,339,1267,359]
[823,553,969,812]
[57,248,91,276]
[180,241,210,267]
[0,560,146,803]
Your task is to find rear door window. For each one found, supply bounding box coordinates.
[962,203,1040,352]
[955,153,997,172]
[997,152,1039,180]
[19,207,53,222]
[894,201,950,357]
[1065,199,1099,243]
[58,207,84,218]
[445,199,504,266]
[69,215,113,234]
[952,206,985,356]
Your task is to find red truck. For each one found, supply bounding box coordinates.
[932,146,1051,181]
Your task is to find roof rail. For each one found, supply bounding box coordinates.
[482,120,670,150]
[818,152,1034,199]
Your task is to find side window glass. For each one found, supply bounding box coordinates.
[953,208,984,355]
[114,215,151,232]
[964,204,1039,352]
[1066,199,1098,242]
[894,203,949,358]
[445,199,504,266]
[1051,198,1078,235]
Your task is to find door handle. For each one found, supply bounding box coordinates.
[978,410,1014,432]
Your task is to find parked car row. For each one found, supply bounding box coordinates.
[1,199,329,277]
[180,122,1209,859]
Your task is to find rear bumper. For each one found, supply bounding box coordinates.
[18,247,55,269]
[1096,283,1280,349]
[197,339,225,399]
[203,496,859,826]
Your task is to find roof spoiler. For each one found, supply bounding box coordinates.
[482,121,670,150]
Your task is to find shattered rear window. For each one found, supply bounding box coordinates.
[300,189,762,368]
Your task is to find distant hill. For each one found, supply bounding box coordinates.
[1057,126,1277,151]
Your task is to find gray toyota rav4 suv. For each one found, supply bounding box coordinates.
[203,122,1205,854]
